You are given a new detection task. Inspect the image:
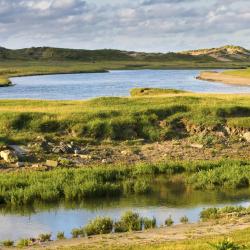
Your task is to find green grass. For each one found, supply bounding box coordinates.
[130,88,188,96]
[50,227,250,250]
[223,67,250,78]
[0,160,249,206]
[0,93,249,144]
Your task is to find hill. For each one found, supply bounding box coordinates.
[180,45,250,62]
[0,46,217,62]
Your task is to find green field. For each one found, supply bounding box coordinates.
[223,67,250,78]
[0,90,249,145]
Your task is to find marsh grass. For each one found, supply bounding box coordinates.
[0,92,249,144]
[0,160,249,206]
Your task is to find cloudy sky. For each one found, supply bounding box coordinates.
[0,0,250,52]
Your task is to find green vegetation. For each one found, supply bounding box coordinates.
[165,216,174,227]
[200,206,249,221]
[180,216,189,224]
[187,161,250,190]
[209,239,244,250]
[0,160,249,206]
[224,67,250,78]
[0,92,249,144]
[0,240,14,247]
[84,217,113,236]
[56,232,65,240]
[39,233,51,242]
[71,228,84,238]
[130,88,188,96]
[17,238,32,247]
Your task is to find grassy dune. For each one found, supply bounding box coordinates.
[0,91,249,144]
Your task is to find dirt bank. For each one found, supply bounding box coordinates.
[25,216,250,250]
[198,71,250,86]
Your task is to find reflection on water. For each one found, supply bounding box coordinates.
[1,178,250,240]
[0,70,248,100]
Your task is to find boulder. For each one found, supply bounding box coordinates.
[46,160,58,167]
[190,144,204,149]
[243,132,250,142]
[0,150,18,163]
[16,162,25,168]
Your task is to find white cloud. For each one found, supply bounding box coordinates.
[0,0,249,51]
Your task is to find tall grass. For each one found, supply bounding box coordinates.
[0,160,248,206]
[0,93,249,144]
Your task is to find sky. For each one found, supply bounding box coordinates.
[0,0,250,52]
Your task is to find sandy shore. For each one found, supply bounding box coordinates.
[18,216,250,250]
[198,71,250,86]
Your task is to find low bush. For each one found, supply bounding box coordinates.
[17,238,31,247]
[115,211,143,232]
[165,216,174,227]
[84,217,113,236]
[1,240,14,247]
[210,238,243,250]
[71,228,84,238]
[57,231,65,240]
[38,233,52,242]
[143,217,157,229]
[180,216,189,224]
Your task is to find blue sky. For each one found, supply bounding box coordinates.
[0,0,250,51]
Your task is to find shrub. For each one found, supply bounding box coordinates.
[17,239,31,247]
[210,238,243,250]
[165,216,174,227]
[180,216,189,224]
[71,228,84,238]
[200,208,218,221]
[115,211,143,232]
[84,217,113,236]
[57,231,65,240]
[114,221,129,233]
[143,217,157,229]
[1,240,14,247]
[38,233,52,242]
[134,179,152,194]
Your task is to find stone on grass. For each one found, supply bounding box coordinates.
[46,160,59,167]
[243,132,250,142]
[0,150,18,163]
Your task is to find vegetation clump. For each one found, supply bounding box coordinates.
[165,216,174,227]
[0,240,14,247]
[114,211,143,232]
[84,217,113,236]
[200,206,248,221]
[56,232,65,240]
[180,216,189,224]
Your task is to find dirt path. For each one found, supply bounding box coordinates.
[28,216,250,250]
[198,71,250,86]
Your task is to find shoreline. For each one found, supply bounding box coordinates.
[198,71,250,86]
[24,217,250,250]
[1,66,244,89]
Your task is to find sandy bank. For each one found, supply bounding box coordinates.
[29,216,250,250]
[198,71,250,86]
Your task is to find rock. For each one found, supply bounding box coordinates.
[102,159,112,164]
[243,132,250,142]
[80,154,92,160]
[46,160,58,167]
[0,150,18,163]
[16,162,25,168]
[190,144,204,149]
[121,150,131,156]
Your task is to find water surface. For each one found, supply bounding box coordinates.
[1,70,249,100]
[1,179,250,241]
